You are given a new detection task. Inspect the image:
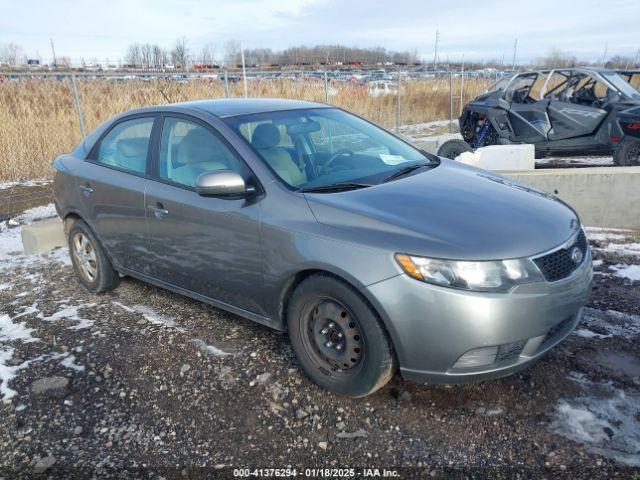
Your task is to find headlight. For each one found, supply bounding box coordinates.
[394,253,544,292]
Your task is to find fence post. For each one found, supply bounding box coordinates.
[396,68,401,134]
[71,74,86,138]
[323,70,329,103]
[224,70,230,98]
[449,71,454,134]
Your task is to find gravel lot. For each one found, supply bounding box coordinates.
[1,204,639,478]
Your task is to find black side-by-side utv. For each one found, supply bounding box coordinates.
[438,68,640,166]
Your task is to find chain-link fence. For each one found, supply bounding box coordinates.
[0,70,501,221]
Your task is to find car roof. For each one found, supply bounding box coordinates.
[135,98,332,118]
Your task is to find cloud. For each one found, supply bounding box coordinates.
[0,0,637,63]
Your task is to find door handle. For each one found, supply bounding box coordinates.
[79,184,94,196]
[148,203,169,219]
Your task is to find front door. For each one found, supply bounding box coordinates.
[144,115,265,316]
[75,115,156,273]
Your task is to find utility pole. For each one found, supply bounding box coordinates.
[601,41,608,68]
[50,38,57,67]
[460,53,465,115]
[511,38,518,72]
[433,30,440,69]
[241,42,248,98]
[634,48,640,68]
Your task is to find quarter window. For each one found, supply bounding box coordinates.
[159,117,244,188]
[94,117,154,173]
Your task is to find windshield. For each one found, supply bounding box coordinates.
[601,72,640,101]
[223,108,436,190]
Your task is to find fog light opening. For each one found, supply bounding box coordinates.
[452,346,498,369]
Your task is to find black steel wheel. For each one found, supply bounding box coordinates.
[287,274,396,397]
[302,299,365,374]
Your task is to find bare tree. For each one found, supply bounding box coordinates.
[224,40,241,67]
[536,47,577,68]
[171,37,189,70]
[124,43,142,67]
[199,42,217,65]
[0,42,24,66]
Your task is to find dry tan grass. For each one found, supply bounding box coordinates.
[0,76,493,182]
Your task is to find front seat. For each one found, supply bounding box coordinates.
[251,123,306,186]
[171,128,229,187]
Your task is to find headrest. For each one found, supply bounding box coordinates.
[252,123,280,149]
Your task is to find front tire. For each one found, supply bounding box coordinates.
[437,139,473,159]
[287,274,396,397]
[67,218,120,293]
[614,138,640,166]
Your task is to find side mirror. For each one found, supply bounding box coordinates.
[195,170,255,198]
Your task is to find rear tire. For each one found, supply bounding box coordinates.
[437,139,473,160]
[67,218,120,293]
[287,274,396,397]
[614,138,640,166]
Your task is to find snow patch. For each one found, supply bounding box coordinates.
[192,338,230,357]
[580,308,640,338]
[0,313,38,343]
[610,264,640,282]
[114,302,184,331]
[0,178,51,191]
[573,328,611,340]
[585,231,629,242]
[551,388,640,466]
[601,243,640,257]
[114,301,231,356]
[0,347,32,399]
[37,303,97,330]
[60,354,85,372]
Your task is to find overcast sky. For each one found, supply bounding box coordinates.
[1,0,639,64]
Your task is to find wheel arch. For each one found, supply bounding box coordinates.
[277,267,400,363]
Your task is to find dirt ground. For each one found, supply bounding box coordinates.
[1,206,639,479]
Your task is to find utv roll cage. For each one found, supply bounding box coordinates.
[486,68,640,105]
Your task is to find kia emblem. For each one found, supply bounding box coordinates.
[570,247,583,264]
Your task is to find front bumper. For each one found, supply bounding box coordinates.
[364,251,592,384]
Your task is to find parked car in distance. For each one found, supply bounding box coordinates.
[54,98,593,397]
[438,68,640,166]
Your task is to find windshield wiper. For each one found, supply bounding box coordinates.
[297,182,373,193]
[382,162,433,184]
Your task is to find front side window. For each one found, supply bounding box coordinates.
[95,117,154,173]
[224,108,436,190]
[159,117,245,188]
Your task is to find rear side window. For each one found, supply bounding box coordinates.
[94,117,154,174]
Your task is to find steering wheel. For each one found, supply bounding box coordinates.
[320,149,354,174]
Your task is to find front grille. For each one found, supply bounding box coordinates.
[533,230,588,282]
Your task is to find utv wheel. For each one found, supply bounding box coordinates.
[67,219,120,293]
[614,138,640,166]
[287,275,396,397]
[437,139,473,160]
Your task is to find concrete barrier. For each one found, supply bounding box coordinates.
[21,217,66,255]
[458,144,535,171]
[414,133,462,155]
[501,166,640,230]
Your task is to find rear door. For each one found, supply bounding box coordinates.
[544,72,608,140]
[143,114,265,316]
[75,115,157,273]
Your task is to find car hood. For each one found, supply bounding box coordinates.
[304,159,580,260]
